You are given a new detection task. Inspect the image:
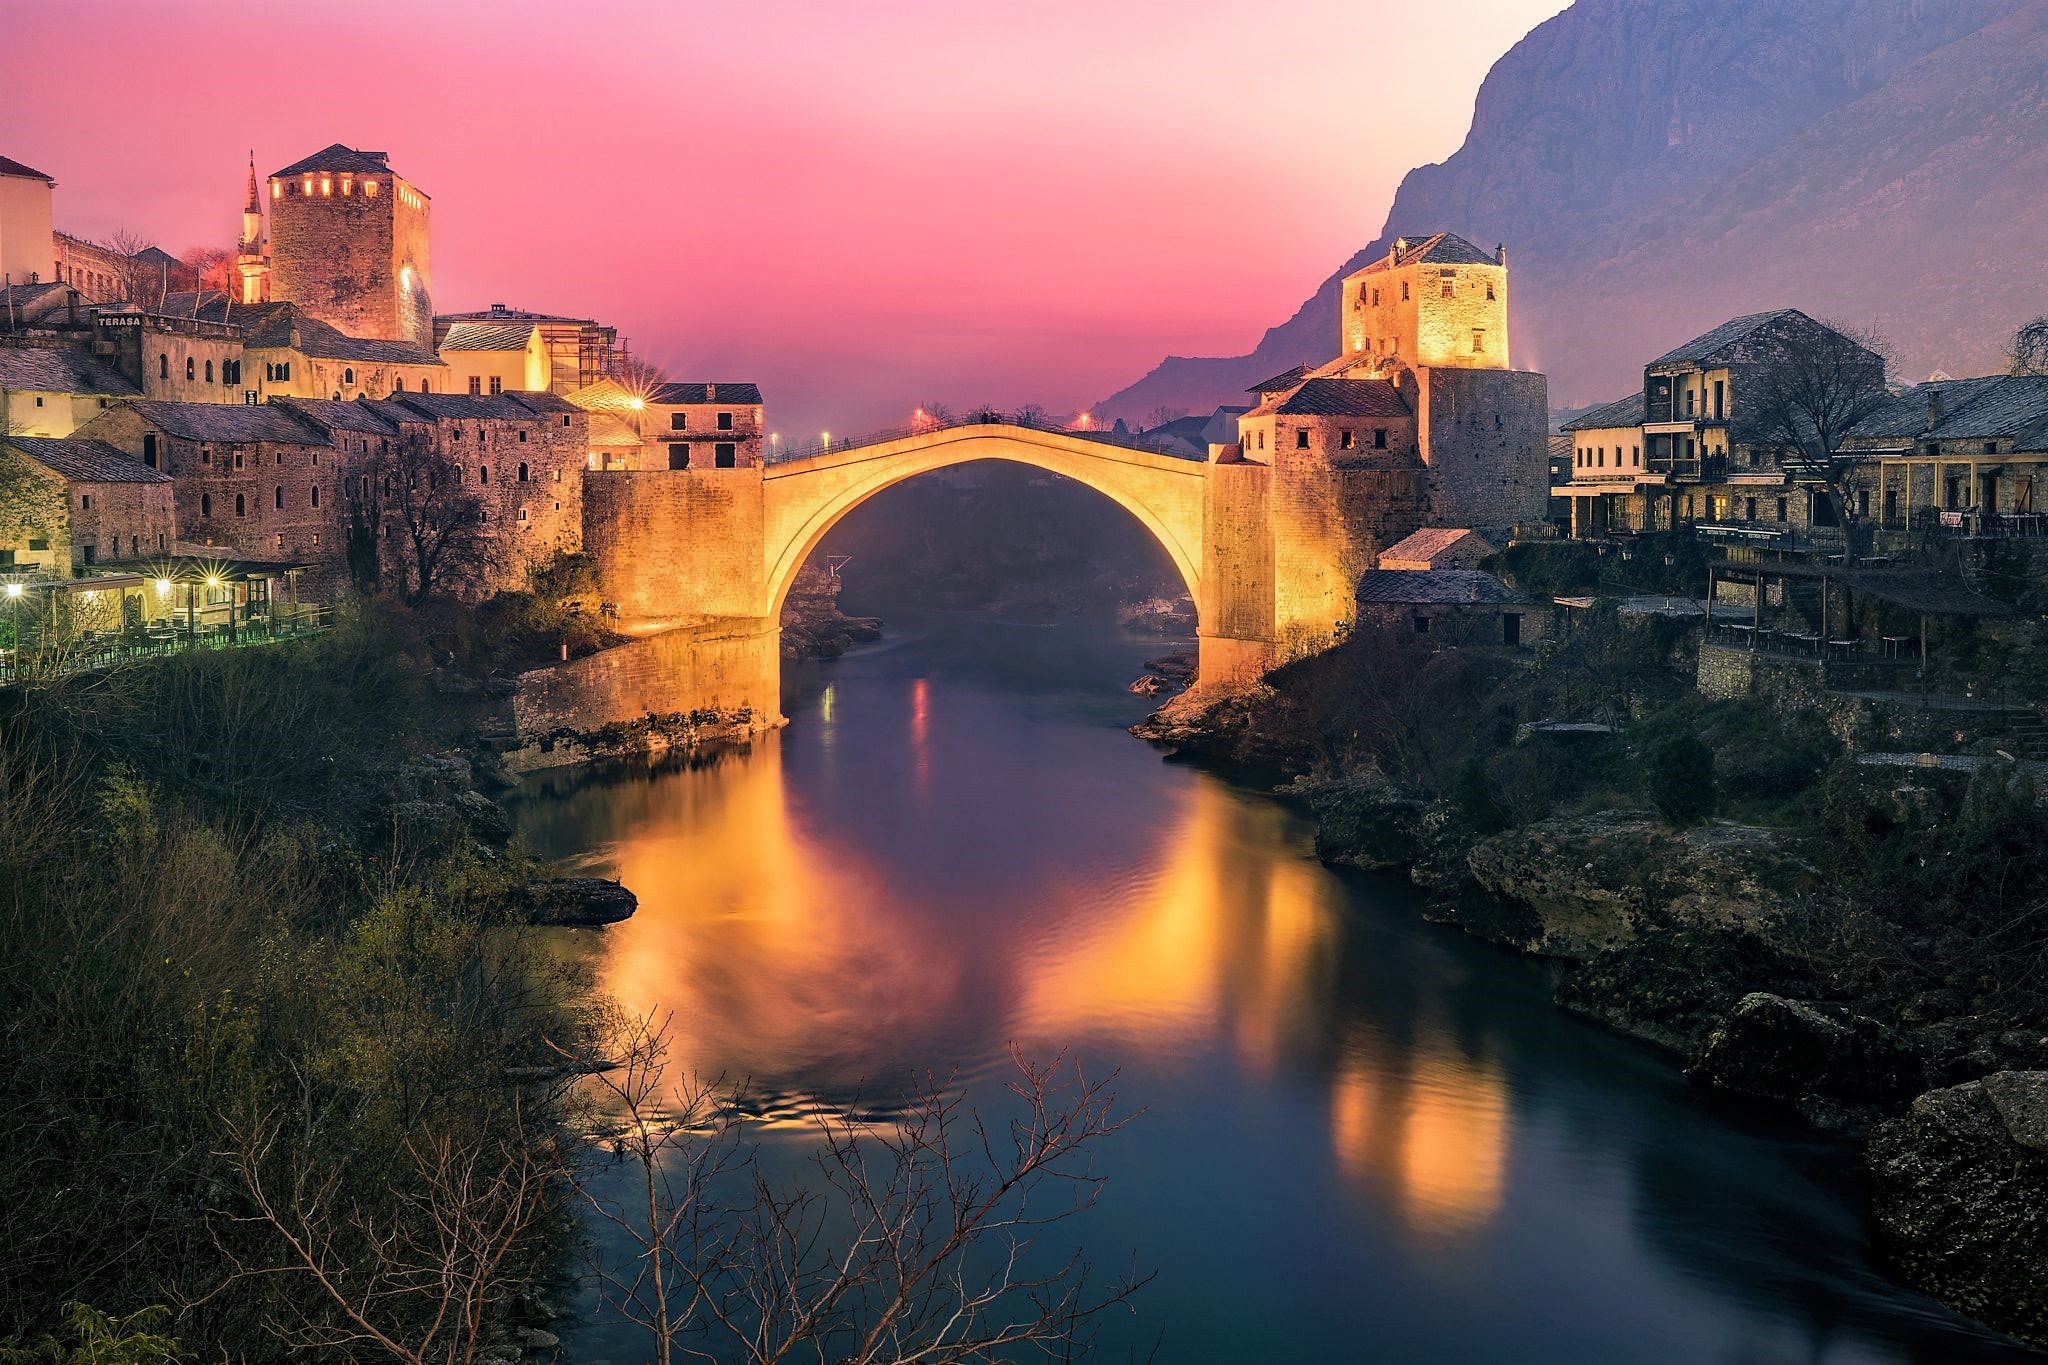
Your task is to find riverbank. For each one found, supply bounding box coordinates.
[1138,618,2048,1352]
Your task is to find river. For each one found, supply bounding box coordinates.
[509,609,2036,1363]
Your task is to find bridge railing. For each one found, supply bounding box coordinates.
[764,411,1202,465]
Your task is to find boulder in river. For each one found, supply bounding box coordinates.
[1868,1071,2048,1349]
[525,877,637,926]
[1688,992,1923,1106]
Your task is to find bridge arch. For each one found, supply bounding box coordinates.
[758,424,1208,622]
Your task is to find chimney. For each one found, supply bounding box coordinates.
[1926,387,1944,430]
[1391,236,1406,264]
[1496,243,1508,266]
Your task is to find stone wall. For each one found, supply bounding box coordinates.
[69,475,174,567]
[269,174,431,346]
[505,617,782,769]
[1342,256,1509,370]
[0,448,67,572]
[1417,367,1549,534]
[585,467,765,622]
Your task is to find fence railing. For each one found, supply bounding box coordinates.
[0,604,332,686]
[764,412,1201,465]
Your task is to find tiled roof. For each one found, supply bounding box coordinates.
[378,391,580,423]
[437,305,599,327]
[271,144,396,179]
[3,436,169,483]
[1378,528,1496,567]
[437,322,536,352]
[648,382,762,406]
[563,378,638,412]
[1352,232,1499,275]
[0,347,140,395]
[269,397,402,436]
[0,154,56,183]
[243,309,444,366]
[1269,377,1408,418]
[1355,568,1528,606]
[123,400,328,445]
[586,412,643,447]
[1246,365,1308,395]
[1847,375,2048,446]
[1560,394,1644,431]
[1648,309,1808,368]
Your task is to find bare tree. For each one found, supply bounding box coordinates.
[2011,316,2048,376]
[365,435,496,605]
[911,402,956,434]
[1012,403,1052,430]
[1144,406,1189,432]
[104,227,169,310]
[180,244,237,295]
[570,1012,1151,1364]
[1746,320,1893,529]
[213,1095,558,1364]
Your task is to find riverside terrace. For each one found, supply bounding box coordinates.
[0,555,326,684]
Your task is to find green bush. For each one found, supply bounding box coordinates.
[1645,731,1717,826]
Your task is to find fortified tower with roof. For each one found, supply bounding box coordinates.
[267,144,431,347]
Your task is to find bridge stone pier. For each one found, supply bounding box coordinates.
[518,422,1431,749]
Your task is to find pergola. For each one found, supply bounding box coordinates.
[1706,554,2014,670]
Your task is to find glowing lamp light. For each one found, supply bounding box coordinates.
[628,397,645,411]
[4,582,22,598]
[205,575,222,589]
[155,578,172,595]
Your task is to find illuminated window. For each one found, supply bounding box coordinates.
[320,177,332,196]
[302,177,313,195]
[1472,329,1486,353]
[341,176,353,195]
[364,180,379,196]
[271,181,281,200]
[1340,430,1355,450]
[185,357,195,381]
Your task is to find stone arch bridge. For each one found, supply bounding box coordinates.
[513,420,1423,746]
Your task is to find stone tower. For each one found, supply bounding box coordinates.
[234,152,269,305]
[1339,233,1510,371]
[267,144,431,346]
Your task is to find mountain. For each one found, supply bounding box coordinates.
[1098,0,2048,421]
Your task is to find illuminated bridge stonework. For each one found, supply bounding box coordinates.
[513,420,1445,746]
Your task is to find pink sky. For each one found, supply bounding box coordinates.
[6,0,1566,435]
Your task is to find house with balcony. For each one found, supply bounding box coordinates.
[1839,374,2048,540]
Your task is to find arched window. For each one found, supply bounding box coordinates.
[343,367,354,386]
[310,486,320,507]
[392,377,404,392]
[235,493,245,517]
[517,462,528,482]
[479,465,490,484]
[205,359,214,382]
[186,357,195,381]
[419,381,429,394]
[158,354,169,380]
[275,486,283,509]
[201,493,212,517]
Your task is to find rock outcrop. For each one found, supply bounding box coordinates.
[1868,1071,2048,1349]
[1688,992,1924,1109]
[523,877,637,927]
[1099,0,2048,422]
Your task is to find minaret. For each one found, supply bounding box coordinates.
[235,151,269,305]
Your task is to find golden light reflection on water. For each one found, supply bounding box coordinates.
[577,724,1508,1235]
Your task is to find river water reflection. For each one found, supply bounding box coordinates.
[510,611,2035,1363]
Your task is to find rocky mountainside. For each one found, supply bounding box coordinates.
[1100,0,2048,420]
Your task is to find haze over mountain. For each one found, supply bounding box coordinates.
[1100,0,2048,422]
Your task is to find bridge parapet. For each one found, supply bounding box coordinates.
[768,413,1199,465]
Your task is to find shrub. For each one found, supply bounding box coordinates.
[1645,731,1717,826]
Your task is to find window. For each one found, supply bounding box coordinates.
[1485,282,1496,301]
[670,413,688,430]
[468,376,482,396]
[185,357,196,381]
[81,545,95,565]
[715,443,737,468]
[233,451,244,469]
[234,494,245,517]
[33,396,42,407]
[1373,428,1387,449]
[551,468,560,482]
[201,448,211,465]
[419,381,429,394]
[669,445,691,470]
[364,180,378,196]
[489,376,502,395]
[516,508,529,523]
[311,532,319,546]
[517,430,527,443]
[204,360,214,382]
[716,411,734,431]
[1400,282,1410,301]
[1295,428,1310,449]
[142,433,158,467]
[310,486,319,507]
[1714,379,1725,419]
[275,485,284,509]
[1412,614,1430,634]
[275,533,285,549]
[1371,289,1379,306]
[392,377,404,392]
[453,427,463,440]
[479,465,489,484]
[79,493,91,510]
[343,367,354,386]
[1442,279,1454,300]
[1472,329,1486,353]
[158,354,168,379]
[1340,430,1355,450]
[562,415,571,427]
[517,462,529,482]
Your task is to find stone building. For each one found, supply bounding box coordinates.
[1375,527,1498,571]
[1354,564,1543,646]
[0,434,174,573]
[74,400,345,578]
[0,155,56,287]
[1840,374,2048,535]
[644,382,765,469]
[1216,231,1550,547]
[1554,310,1885,540]
[434,304,618,394]
[0,347,139,436]
[266,145,432,348]
[436,322,547,397]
